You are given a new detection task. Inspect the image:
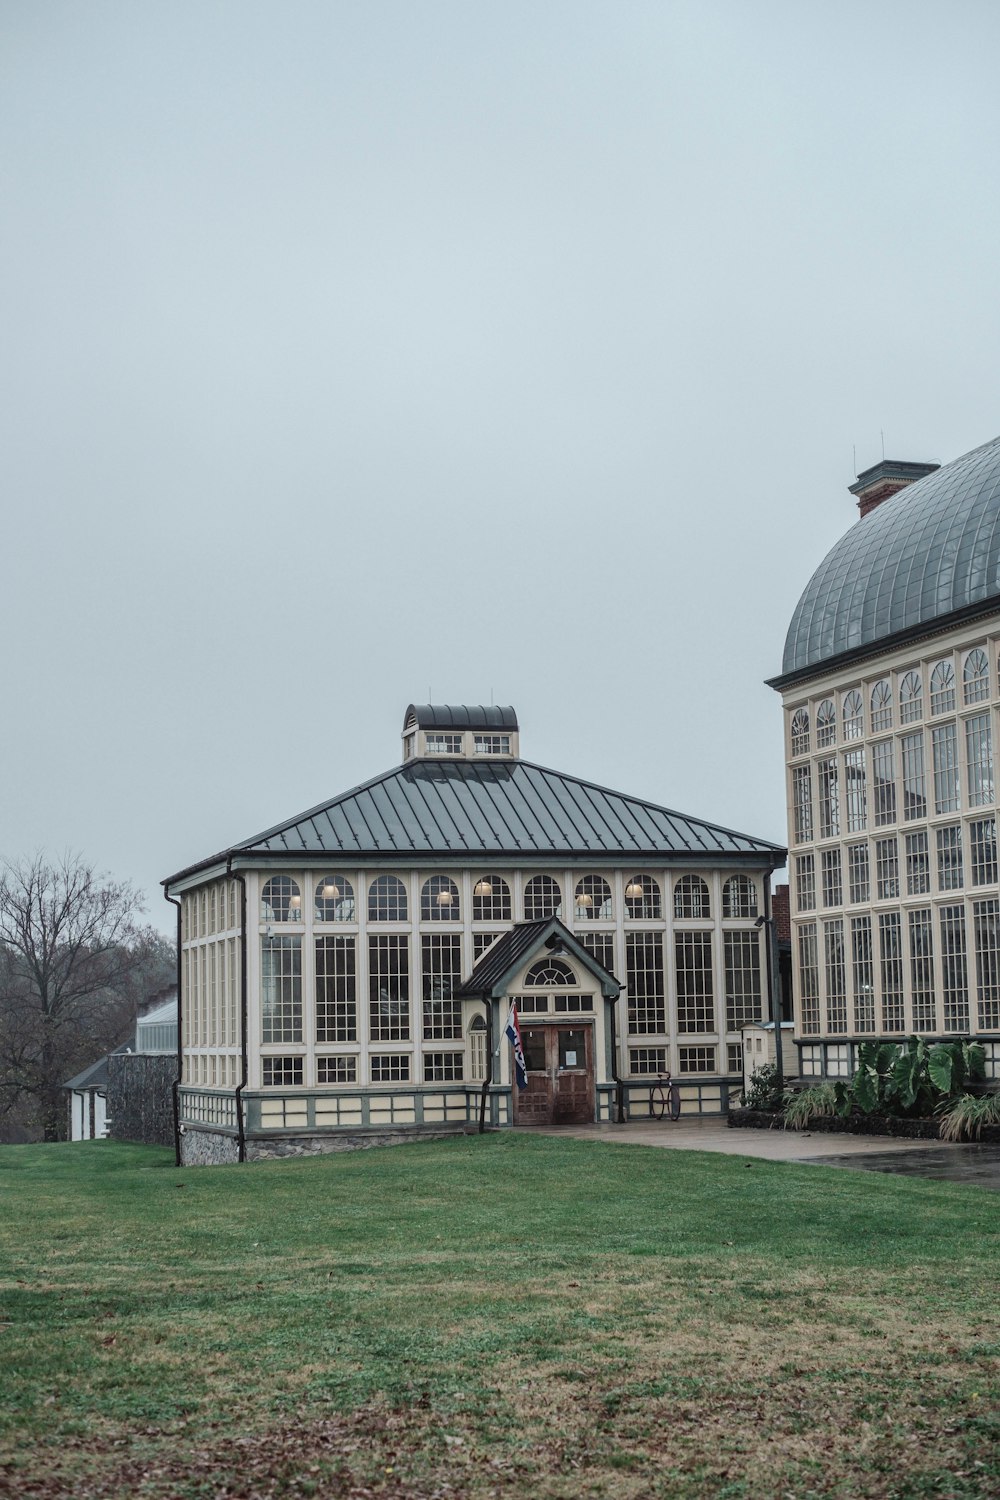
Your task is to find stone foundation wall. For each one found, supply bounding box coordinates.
[107,1054,176,1147]
[245,1124,479,1161]
[180,1127,240,1166]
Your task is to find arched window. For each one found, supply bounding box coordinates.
[421,875,460,921]
[723,875,758,919]
[674,875,710,919]
[261,876,301,923]
[524,958,576,986]
[870,680,893,732]
[790,709,810,756]
[816,700,836,747]
[899,670,923,723]
[314,875,355,922]
[575,875,612,921]
[472,875,511,922]
[368,874,407,922]
[524,875,562,921]
[930,660,956,715]
[625,875,662,920]
[468,1014,487,1083]
[964,648,990,705]
[842,690,863,740]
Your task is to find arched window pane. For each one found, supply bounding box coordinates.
[524,958,576,986]
[842,690,863,740]
[899,671,923,723]
[472,875,512,922]
[963,648,990,705]
[870,680,893,733]
[625,875,662,920]
[816,700,836,747]
[575,875,612,921]
[524,876,562,921]
[674,875,710,919]
[421,875,461,921]
[930,660,956,715]
[790,709,810,756]
[314,875,355,922]
[368,875,408,922]
[261,876,301,923]
[723,875,758,919]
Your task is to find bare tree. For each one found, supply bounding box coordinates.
[0,854,161,1141]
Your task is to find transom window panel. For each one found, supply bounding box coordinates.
[423,1052,464,1082]
[790,708,810,756]
[851,916,874,1033]
[421,935,463,1040]
[870,679,893,732]
[842,690,863,740]
[973,899,1000,1031]
[871,740,896,826]
[426,734,462,755]
[625,875,662,920]
[368,875,408,922]
[798,924,820,1035]
[930,660,956,715]
[369,934,410,1041]
[843,749,867,832]
[965,713,994,807]
[963,647,990,705]
[936,825,964,891]
[315,936,357,1042]
[817,758,840,838]
[678,1045,716,1074]
[473,734,510,755]
[908,909,936,1032]
[523,875,562,921]
[577,931,616,975]
[370,1054,411,1083]
[316,1056,357,1084]
[724,931,761,1030]
[878,913,904,1033]
[314,875,356,923]
[262,1056,303,1087]
[970,818,998,887]
[816,700,836,747]
[904,831,930,896]
[722,876,758,919]
[626,932,665,1035]
[900,732,927,821]
[821,849,842,908]
[792,766,813,844]
[675,932,714,1033]
[261,876,302,924]
[899,671,923,724]
[674,875,710,920]
[932,724,960,814]
[472,876,511,922]
[875,837,899,900]
[422,876,460,921]
[795,854,815,912]
[824,920,847,1034]
[262,935,302,1043]
[575,875,612,921]
[939,905,969,1033]
[524,958,576,986]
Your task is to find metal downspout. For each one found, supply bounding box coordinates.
[764,876,784,1088]
[228,860,249,1162]
[606,990,625,1122]
[478,994,492,1134]
[164,893,182,1167]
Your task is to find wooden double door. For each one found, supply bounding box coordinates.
[514,1023,594,1126]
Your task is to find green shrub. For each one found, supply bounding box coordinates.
[743,1062,783,1111]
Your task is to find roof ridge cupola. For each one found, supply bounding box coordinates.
[402,702,519,762]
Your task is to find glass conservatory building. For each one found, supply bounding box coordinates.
[163,705,784,1164]
[769,435,1000,1081]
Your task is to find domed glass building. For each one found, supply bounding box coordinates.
[769,435,1000,1080]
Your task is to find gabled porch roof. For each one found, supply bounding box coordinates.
[454,917,620,1000]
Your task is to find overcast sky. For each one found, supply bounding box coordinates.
[3,0,999,934]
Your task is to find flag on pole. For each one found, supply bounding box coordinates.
[504,1001,528,1089]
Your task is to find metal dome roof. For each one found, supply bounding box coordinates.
[779,435,1000,682]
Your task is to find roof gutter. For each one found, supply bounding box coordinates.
[163,892,182,1168]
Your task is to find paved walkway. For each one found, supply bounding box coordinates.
[524,1118,951,1163]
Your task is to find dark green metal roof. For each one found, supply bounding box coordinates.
[405,703,518,731]
[455,918,620,999]
[164,758,784,886]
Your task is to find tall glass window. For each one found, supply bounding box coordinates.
[421,934,462,1039]
[973,899,1000,1031]
[940,906,969,1033]
[970,818,998,887]
[792,766,813,844]
[674,932,714,1032]
[821,849,842,908]
[369,934,410,1041]
[847,843,870,904]
[851,916,874,1033]
[936,825,964,891]
[965,713,994,807]
[724,932,761,1030]
[875,837,899,900]
[904,831,930,895]
[315,935,356,1042]
[626,933,666,1034]
[871,740,896,826]
[824,920,847,1034]
[798,924,819,1035]
[843,749,867,832]
[908,910,936,1032]
[818,758,840,839]
[900,732,926,821]
[262,935,302,1043]
[878,913,904,1033]
[794,854,815,912]
[932,724,960,813]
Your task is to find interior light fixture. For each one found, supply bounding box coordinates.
[436,890,455,906]
[321,883,340,901]
[473,879,493,898]
[576,892,593,908]
[625,882,644,900]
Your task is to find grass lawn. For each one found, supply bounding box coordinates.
[1,1136,999,1499]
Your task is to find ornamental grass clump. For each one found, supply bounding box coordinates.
[937,1090,1000,1142]
[781,1083,839,1130]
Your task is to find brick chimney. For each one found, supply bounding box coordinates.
[849,458,939,519]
